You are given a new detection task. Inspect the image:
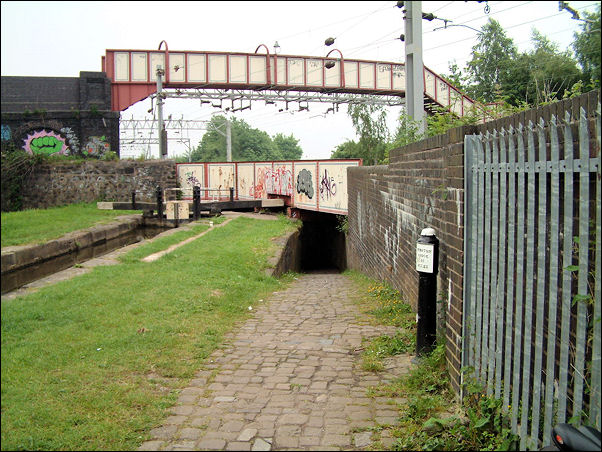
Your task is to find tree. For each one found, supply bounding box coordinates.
[190,115,227,161]
[272,133,303,160]
[504,29,583,106]
[330,139,362,159]
[190,116,303,162]
[347,104,390,165]
[465,19,518,102]
[572,4,601,88]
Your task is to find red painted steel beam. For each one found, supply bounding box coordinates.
[103,48,483,117]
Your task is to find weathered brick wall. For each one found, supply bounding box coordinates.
[346,90,600,395]
[21,160,177,209]
[1,72,119,157]
[346,126,472,393]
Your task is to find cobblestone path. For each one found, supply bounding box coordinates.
[139,272,413,451]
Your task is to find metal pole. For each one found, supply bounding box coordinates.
[226,118,232,162]
[156,67,167,159]
[193,186,200,220]
[405,1,426,134]
[156,186,163,220]
[415,227,439,356]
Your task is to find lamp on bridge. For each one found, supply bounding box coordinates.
[324,48,345,87]
[273,41,281,55]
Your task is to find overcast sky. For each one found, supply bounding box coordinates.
[1,1,599,159]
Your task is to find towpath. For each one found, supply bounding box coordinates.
[139,272,413,451]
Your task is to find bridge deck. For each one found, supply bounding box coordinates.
[103,48,483,117]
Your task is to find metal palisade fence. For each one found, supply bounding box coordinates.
[462,102,601,450]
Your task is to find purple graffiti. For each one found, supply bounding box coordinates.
[320,169,337,200]
[186,172,201,187]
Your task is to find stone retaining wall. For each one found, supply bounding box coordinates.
[21,159,177,209]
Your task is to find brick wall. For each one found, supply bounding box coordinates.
[1,72,119,158]
[346,90,600,394]
[20,160,177,209]
[346,126,473,393]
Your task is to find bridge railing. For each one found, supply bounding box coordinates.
[103,48,492,120]
[176,159,361,215]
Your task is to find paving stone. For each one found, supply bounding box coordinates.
[196,438,226,450]
[137,440,164,451]
[171,405,195,416]
[321,433,351,447]
[178,427,203,440]
[214,396,236,403]
[278,413,308,425]
[226,441,252,451]
[171,440,197,450]
[220,420,245,433]
[251,438,272,451]
[143,273,410,452]
[237,428,258,442]
[149,425,178,440]
[354,431,372,447]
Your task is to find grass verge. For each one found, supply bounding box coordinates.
[349,270,519,451]
[345,271,416,372]
[1,202,140,247]
[1,214,298,451]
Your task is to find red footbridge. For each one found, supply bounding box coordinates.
[102,45,489,118]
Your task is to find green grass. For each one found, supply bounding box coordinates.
[1,215,298,451]
[348,271,519,451]
[344,271,416,372]
[1,202,141,247]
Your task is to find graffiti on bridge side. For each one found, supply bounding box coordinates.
[267,166,293,196]
[319,169,337,200]
[185,171,201,187]
[296,168,314,199]
[251,167,267,198]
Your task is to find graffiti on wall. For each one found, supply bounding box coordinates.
[319,169,337,200]
[1,124,11,141]
[185,171,201,187]
[296,168,314,199]
[252,167,267,198]
[60,127,80,154]
[267,166,293,196]
[85,135,110,156]
[22,130,68,155]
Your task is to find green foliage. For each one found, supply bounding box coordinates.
[1,145,41,212]
[190,115,304,162]
[272,133,303,160]
[465,19,518,103]
[330,139,363,159]
[572,4,601,88]
[100,151,118,161]
[440,16,596,107]
[504,29,583,106]
[335,215,348,235]
[350,269,521,451]
[347,104,390,165]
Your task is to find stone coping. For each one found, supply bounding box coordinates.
[1,215,142,275]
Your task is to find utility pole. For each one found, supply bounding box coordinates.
[404,1,426,134]
[156,66,167,159]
